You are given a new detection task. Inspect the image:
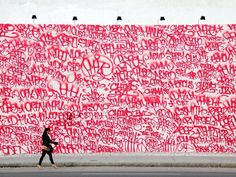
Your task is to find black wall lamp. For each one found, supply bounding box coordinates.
[157,16,165,25]
[117,16,122,21]
[73,16,78,25]
[200,16,206,20]
[73,16,78,21]
[32,15,37,19]
[160,16,165,21]
[198,15,206,24]
[32,15,37,24]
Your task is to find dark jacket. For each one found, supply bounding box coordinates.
[42,132,52,147]
[42,128,58,152]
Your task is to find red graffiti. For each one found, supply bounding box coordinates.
[1,24,236,155]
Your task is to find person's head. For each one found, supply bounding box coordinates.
[43,128,50,134]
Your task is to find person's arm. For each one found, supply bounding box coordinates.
[52,141,58,145]
[49,137,58,145]
[43,133,59,146]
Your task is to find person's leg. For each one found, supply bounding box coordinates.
[47,151,58,168]
[47,151,55,164]
[37,150,47,169]
[39,150,47,165]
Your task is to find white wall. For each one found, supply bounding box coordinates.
[0,0,235,25]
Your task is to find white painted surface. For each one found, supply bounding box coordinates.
[0,0,235,25]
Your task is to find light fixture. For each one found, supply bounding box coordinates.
[72,16,78,25]
[32,15,37,19]
[200,16,206,20]
[117,16,122,21]
[32,15,37,24]
[72,16,78,21]
[198,16,206,24]
[160,16,165,21]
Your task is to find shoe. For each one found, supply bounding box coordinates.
[37,165,43,169]
[52,164,58,169]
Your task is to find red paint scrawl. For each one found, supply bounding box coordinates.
[0,24,236,155]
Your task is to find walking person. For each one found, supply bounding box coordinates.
[37,128,58,169]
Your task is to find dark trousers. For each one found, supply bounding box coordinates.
[38,150,55,165]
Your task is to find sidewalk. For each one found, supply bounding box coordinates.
[1,153,236,168]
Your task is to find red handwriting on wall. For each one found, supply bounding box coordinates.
[1,24,236,155]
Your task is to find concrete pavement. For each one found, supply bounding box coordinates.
[1,167,236,177]
[1,152,236,168]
